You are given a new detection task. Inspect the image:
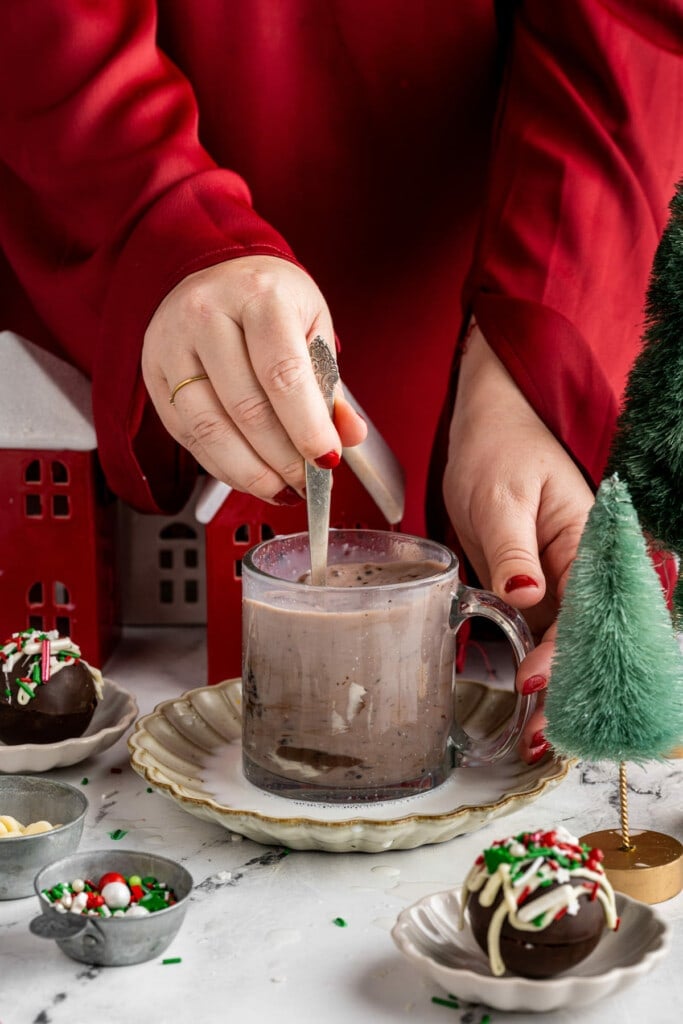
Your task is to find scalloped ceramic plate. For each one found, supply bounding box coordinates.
[0,679,138,773]
[391,887,671,1012]
[128,679,571,852]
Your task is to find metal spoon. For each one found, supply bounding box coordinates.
[306,336,338,585]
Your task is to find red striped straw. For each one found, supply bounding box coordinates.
[41,638,51,682]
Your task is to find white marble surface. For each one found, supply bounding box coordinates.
[1,627,682,1024]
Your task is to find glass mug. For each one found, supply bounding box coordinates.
[241,529,535,803]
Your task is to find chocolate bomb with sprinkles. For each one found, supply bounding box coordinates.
[0,629,103,744]
[460,826,619,978]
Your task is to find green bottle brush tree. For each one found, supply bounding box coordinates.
[545,475,683,902]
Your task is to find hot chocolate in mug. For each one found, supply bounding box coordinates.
[241,529,536,802]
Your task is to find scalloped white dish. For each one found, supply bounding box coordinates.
[128,679,571,852]
[0,679,138,773]
[391,887,671,1013]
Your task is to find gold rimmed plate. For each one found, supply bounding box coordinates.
[128,680,571,852]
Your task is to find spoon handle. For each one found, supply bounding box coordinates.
[306,336,338,586]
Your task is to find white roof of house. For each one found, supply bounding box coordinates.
[0,331,96,451]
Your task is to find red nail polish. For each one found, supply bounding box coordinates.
[314,450,341,470]
[528,740,550,764]
[504,574,539,593]
[531,729,546,748]
[273,486,304,507]
[522,674,546,695]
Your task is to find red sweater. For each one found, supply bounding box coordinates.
[1,1,681,534]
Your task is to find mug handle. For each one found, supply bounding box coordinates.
[448,582,536,767]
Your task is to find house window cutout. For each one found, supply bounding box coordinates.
[52,494,70,517]
[24,460,41,483]
[260,523,275,540]
[56,615,71,635]
[184,580,198,603]
[25,494,42,517]
[54,581,70,606]
[29,614,44,630]
[234,524,250,544]
[159,549,173,570]
[160,580,174,604]
[234,559,243,579]
[28,581,44,606]
[51,461,69,484]
[184,549,198,569]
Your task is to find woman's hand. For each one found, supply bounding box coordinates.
[443,324,594,761]
[142,255,367,504]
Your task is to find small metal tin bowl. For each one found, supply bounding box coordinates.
[0,775,88,899]
[31,849,193,966]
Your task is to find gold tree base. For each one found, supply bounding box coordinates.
[581,828,683,904]
[666,745,683,758]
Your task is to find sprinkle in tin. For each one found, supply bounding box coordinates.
[41,871,178,917]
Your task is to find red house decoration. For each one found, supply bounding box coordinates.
[196,450,402,684]
[0,332,119,666]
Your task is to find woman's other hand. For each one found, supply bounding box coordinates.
[443,324,594,762]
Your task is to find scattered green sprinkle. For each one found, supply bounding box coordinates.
[431,996,460,1009]
[162,957,182,965]
[481,1016,491,1024]
[81,777,89,785]
[146,787,153,793]
[332,917,347,927]
[108,828,128,840]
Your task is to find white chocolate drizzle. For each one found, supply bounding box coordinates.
[458,826,618,977]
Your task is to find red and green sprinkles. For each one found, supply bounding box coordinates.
[41,871,178,918]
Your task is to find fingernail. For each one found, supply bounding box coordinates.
[504,574,539,593]
[528,740,551,764]
[531,729,546,748]
[273,486,304,507]
[522,674,546,695]
[315,450,341,470]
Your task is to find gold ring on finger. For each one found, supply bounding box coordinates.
[169,374,210,406]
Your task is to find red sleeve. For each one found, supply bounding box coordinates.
[0,1,299,512]
[467,0,683,486]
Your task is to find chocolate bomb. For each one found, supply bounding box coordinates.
[468,879,606,978]
[460,826,618,978]
[0,630,102,745]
